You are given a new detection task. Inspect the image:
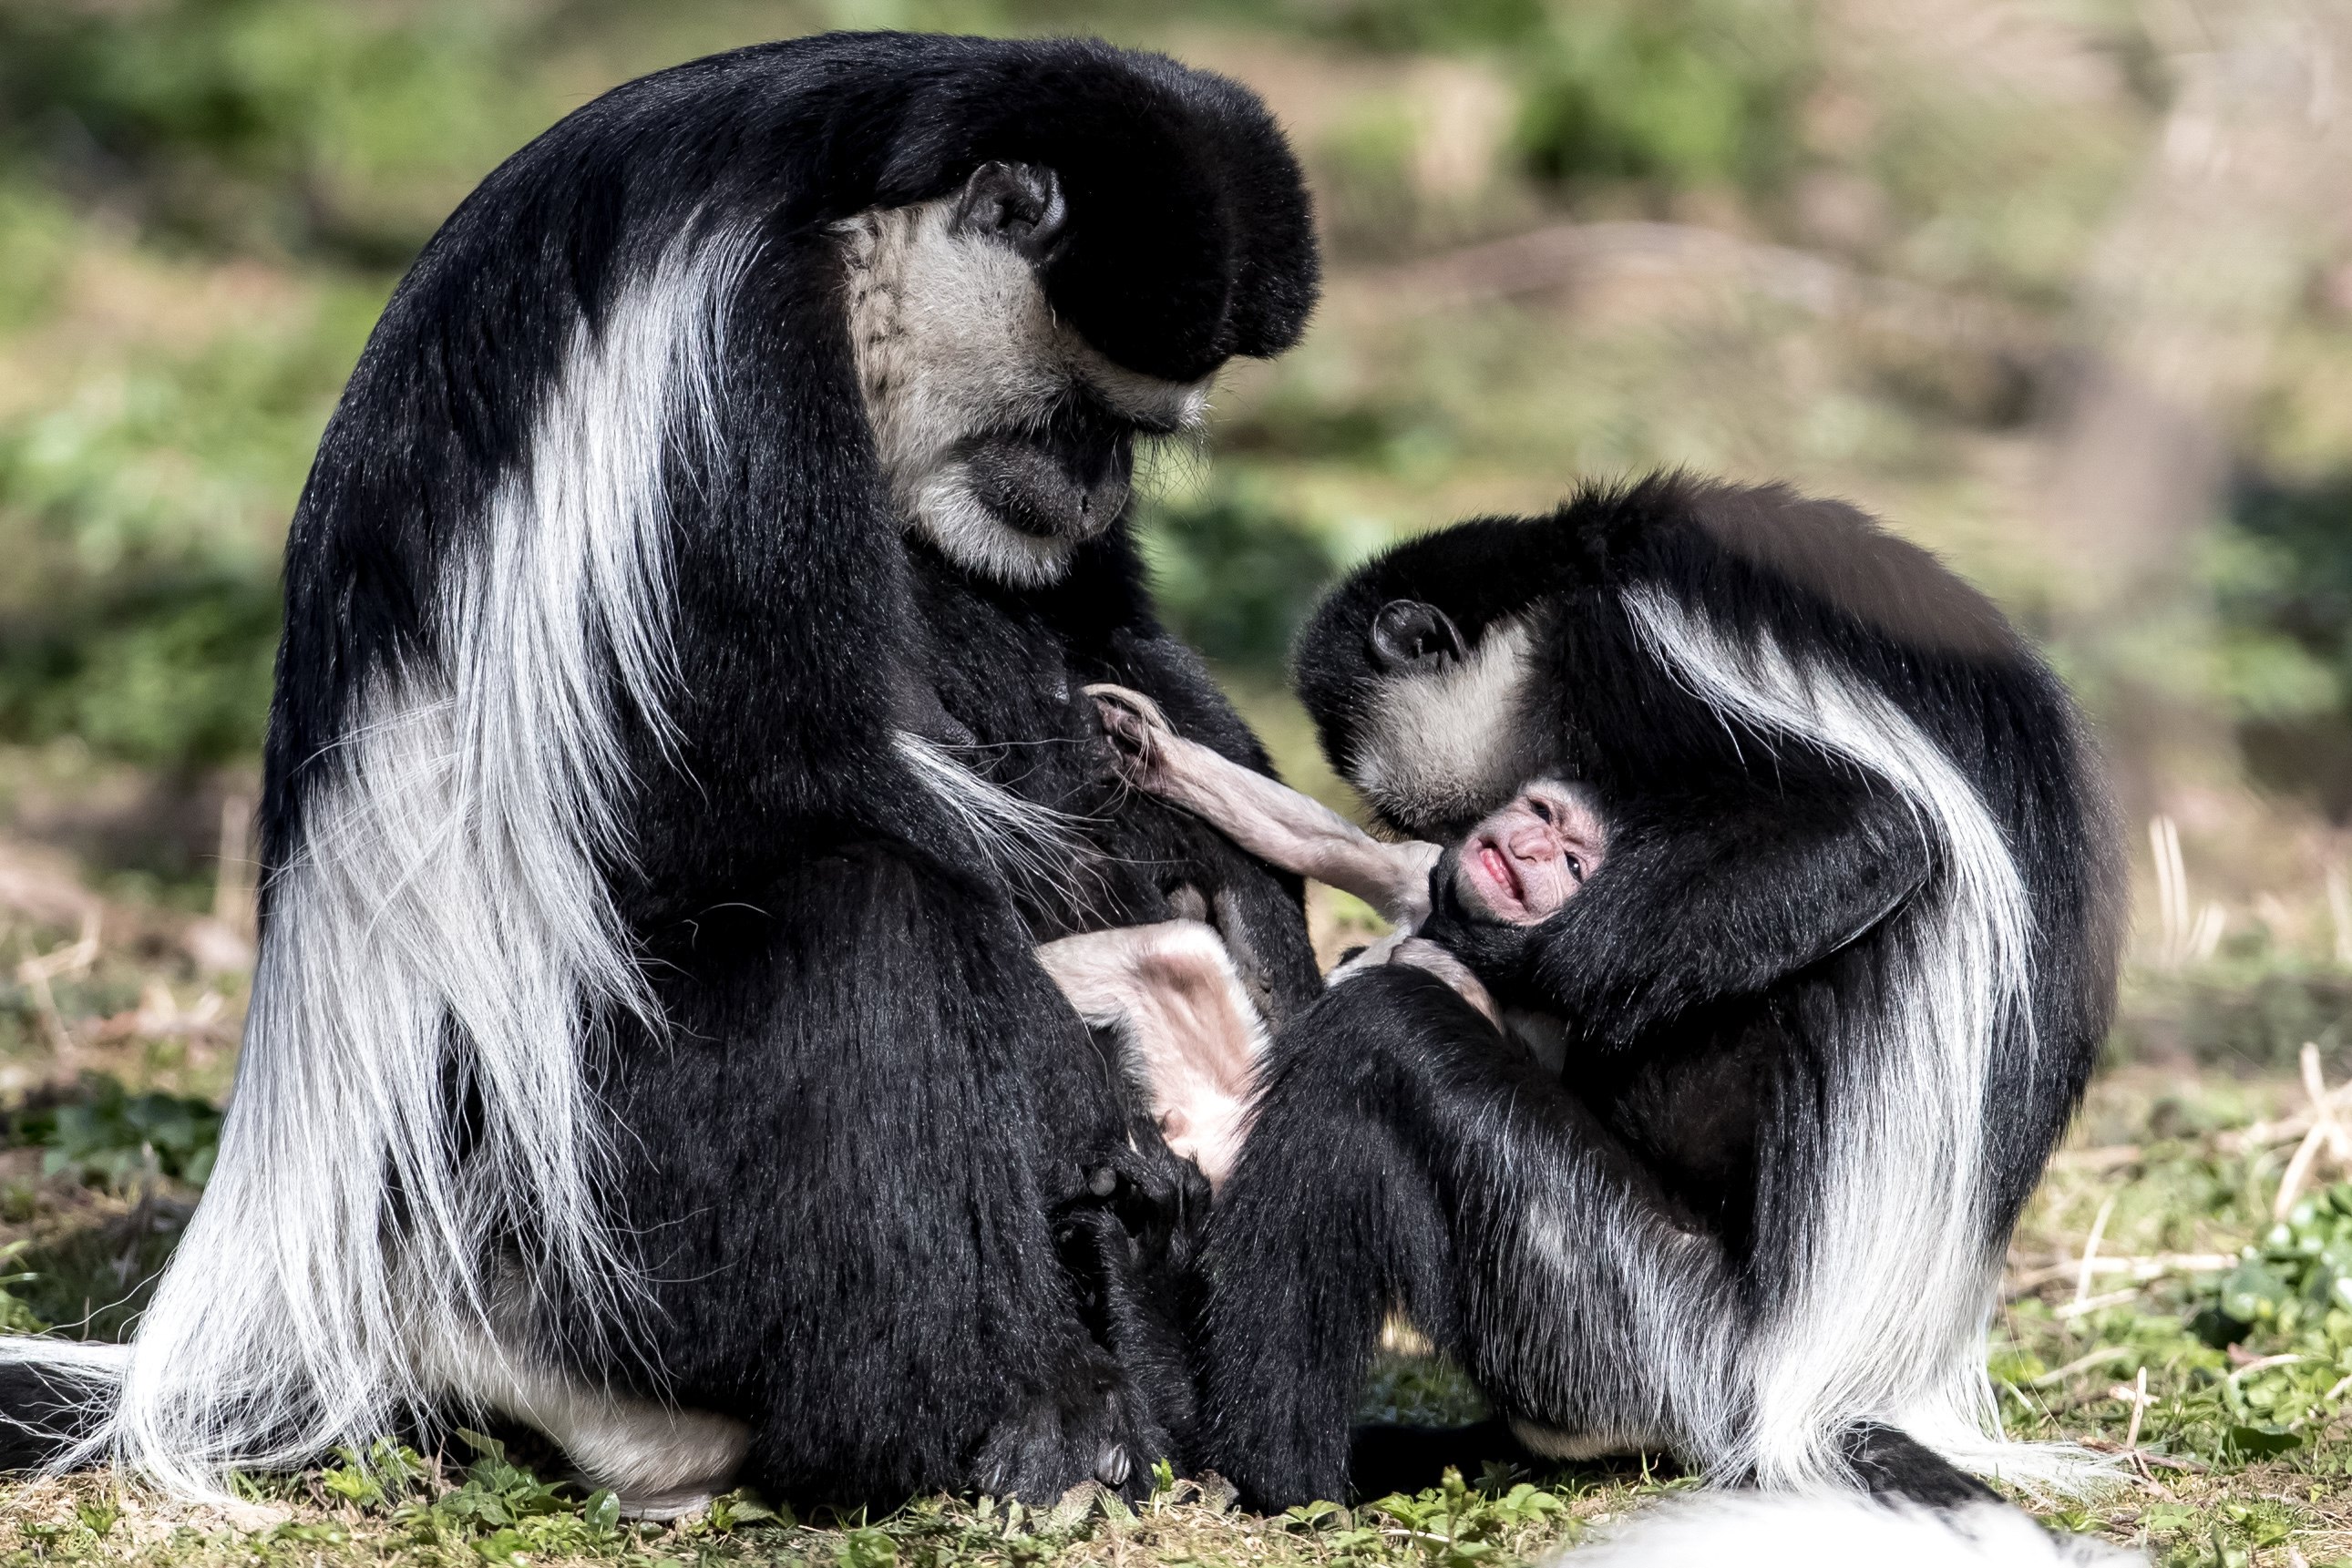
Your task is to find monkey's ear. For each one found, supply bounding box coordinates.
[950,160,1068,261]
[1369,600,1467,673]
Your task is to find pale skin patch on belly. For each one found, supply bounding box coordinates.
[1036,919,1269,1193]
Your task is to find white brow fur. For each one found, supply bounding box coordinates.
[1351,619,1543,830]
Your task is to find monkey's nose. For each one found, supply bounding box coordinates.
[1505,825,1557,863]
[1369,600,1467,672]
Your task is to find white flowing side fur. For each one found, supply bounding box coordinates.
[1621,588,2083,1491]
[842,199,1207,588]
[1560,1492,2136,1568]
[894,733,1101,914]
[0,231,756,1498]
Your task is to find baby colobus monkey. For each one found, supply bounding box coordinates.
[1038,686,1607,1188]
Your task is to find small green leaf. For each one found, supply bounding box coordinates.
[470,1526,529,1565]
[837,1525,899,1568]
[2224,1422,2304,1458]
[452,1429,507,1462]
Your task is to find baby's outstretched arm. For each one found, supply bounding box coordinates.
[1087,684,1442,929]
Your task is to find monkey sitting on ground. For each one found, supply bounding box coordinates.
[1055,476,2123,1540]
[1038,687,1605,1189]
[0,34,1325,1512]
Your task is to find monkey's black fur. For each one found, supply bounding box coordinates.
[1199,477,2122,1509]
[1,35,1322,1511]
[374,37,1319,1509]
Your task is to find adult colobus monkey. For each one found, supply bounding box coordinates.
[1091,477,2121,1509]
[0,34,1325,1512]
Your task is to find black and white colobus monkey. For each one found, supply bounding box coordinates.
[1114,477,2121,1509]
[0,34,1327,1511]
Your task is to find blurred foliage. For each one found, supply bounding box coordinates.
[1137,480,1342,676]
[2215,472,2352,818]
[1514,1,1812,195]
[0,0,550,261]
[9,1199,186,1341]
[0,1239,43,1335]
[2121,964,2352,1074]
[0,1072,221,1338]
[1272,0,1814,196]
[0,304,370,770]
[13,1071,223,1189]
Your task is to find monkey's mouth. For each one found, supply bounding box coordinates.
[959,400,1136,542]
[1464,833,1527,919]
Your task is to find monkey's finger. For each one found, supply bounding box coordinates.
[1084,682,1175,740]
[1084,683,1175,776]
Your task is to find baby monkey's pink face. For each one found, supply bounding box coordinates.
[1453,781,1607,925]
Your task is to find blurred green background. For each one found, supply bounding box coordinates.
[0,0,2347,1067]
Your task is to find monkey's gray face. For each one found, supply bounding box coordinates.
[1342,600,1548,840]
[844,162,1210,588]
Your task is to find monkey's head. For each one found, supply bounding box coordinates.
[1293,475,2027,843]
[1291,515,1577,841]
[1444,781,1606,925]
[837,43,1320,589]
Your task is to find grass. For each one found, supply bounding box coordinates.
[0,969,2346,1566]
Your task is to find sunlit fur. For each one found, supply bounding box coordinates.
[1623,587,2037,1488]
[0,234,751,1499]
[894,733,1101,913]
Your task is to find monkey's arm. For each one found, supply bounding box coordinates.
[1198,963,1741,1507]
[1431,770,1934,1050]
[1090,685,1442,927]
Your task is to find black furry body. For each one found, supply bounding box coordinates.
[1199,478,2122,1507]
[594,539,1322,1503]
[5,33,1323,1509]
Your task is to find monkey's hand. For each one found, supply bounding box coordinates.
[1088,682,1439,927]
[1087,682,1179,793]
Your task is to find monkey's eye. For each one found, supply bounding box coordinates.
[1369,600,1468,672]
[1528,798,1554,825]
[1564,856,1586,883]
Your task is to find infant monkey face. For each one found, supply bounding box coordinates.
[1453,780,1606,925]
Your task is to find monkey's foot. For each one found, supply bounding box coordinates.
[614,1489,717,1522]
[975,1371,1168,1503]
